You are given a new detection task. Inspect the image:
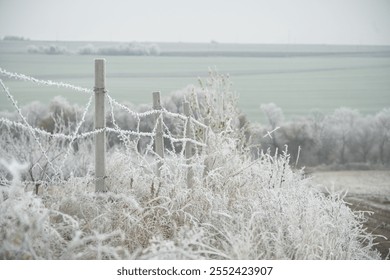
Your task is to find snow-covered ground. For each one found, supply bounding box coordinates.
[310,170,390,201]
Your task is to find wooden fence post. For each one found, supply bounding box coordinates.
[94,59,106,192]
[183,101,194,188]
[153,91,164,177]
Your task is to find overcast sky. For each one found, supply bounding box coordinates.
[0,0,389,45]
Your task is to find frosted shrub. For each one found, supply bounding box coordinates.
[170,127,379,259]
[0,159,134,259]
[0,159,59,259]
[202,154,377,259]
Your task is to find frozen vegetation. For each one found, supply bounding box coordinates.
[78,42,160,56]
[253,105,390,168]
[27,44,69,55]
[2,35,30,41]
[25,42,160,56]
[0,72,384,259]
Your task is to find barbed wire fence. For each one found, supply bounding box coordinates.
[0,59,208,191]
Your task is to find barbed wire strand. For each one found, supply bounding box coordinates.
[0,67,208,185]
[0,67,93,94]
[56,94,94,177]
[107,94,134,153]
[0,117,105,140]
[107,93,207,129]
[0,78,59,177]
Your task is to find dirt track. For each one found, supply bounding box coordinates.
[345,196,390,259]
[310,170,390,259]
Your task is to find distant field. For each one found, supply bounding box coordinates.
[1,40,390,122]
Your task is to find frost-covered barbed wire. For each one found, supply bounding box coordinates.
[0,117,105,140]
[1,111,147,142]
[0,116,206,147]
[107,95,159,118]
[104,127,153,138]
[56,94,94,177]
[1,68,208,184]
[0,67,93,94]
[106,93,207,147]
[0,66,207,129]
[0,78,59,177]
[107,94,207,129]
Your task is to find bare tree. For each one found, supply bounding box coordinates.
[375,108,390,165]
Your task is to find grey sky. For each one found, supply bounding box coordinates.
[0,0,389,45]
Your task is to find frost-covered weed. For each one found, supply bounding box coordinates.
[0,159,55,259]
[0,160,133,259]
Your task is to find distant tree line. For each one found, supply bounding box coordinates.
[27,45,69,55]
[25,42,161,56]
[248,104,390,168]
[2,35,30,41]
[78,43,160,56]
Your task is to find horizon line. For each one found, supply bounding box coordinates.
[1,35,390,48]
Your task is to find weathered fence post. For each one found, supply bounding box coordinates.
[94,59,106,192]
[184,101,194,188]
[153,91,164,177]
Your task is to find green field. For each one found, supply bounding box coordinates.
[1,40,389,122]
